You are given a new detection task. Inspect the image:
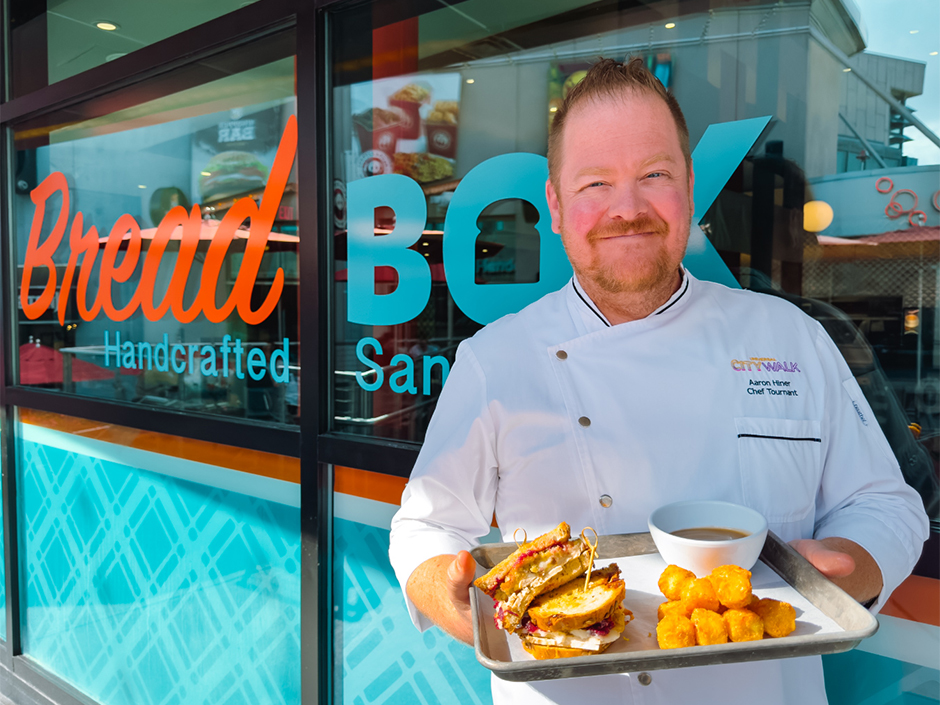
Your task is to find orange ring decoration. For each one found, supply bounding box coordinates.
[909,210,927,227]
[875,177,894,194]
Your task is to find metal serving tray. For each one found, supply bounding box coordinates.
[469,531,879,682]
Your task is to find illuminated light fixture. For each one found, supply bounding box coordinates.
[466,78,475,84]
[482,248,488,253]
[843,68,852,72]
[549,106,558,112]
[803,200,834,233]
[201,171,211,176]
[910,30,919,34]
[931,51,939,56]
[96,21,119,31]
[665,22,676,29]
[424,253,430,257]
[138,184,146,189]
[422,242,429,246]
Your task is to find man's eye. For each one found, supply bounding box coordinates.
[588,181,606,187]
[646,172,664,179]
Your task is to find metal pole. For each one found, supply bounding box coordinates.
[838,112,889,169]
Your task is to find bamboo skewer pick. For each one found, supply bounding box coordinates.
[581,527,598,592]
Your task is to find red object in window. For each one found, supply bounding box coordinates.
[19,342,139,385]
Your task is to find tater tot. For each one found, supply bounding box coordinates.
[681,577,720,612]
[751,598,796,638]
[658,600,693,621]
[657,614,696,649]
[659,565,696,601]
[723,608,765,642]
[709,565,753,609]
[691,607,729,645]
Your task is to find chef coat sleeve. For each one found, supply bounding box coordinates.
[389,340,499,631]
[811,324,930,612]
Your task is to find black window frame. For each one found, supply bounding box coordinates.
[0,2,360,704]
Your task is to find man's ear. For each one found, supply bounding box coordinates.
[546,179,562,234]
[687,159,695,218]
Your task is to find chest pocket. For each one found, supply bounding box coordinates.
[734,417,823,524]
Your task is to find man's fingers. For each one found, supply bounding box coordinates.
[445,551,476,606]
[791,539,856,578]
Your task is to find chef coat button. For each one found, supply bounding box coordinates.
[637,672,652,686]
[578,416,591,427]
[555,350,568,360]
[599,494,613,508]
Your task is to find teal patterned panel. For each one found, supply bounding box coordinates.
[334,517,493,705]
[16,432,300,705]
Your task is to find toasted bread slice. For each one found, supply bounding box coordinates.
[521,640,615,660]
[527,564,625,633]
[474,522,574,597]
[522,605,629,657]
[495,549,593,632]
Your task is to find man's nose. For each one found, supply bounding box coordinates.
[606,182,648,221]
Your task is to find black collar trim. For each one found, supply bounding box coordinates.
[571,280,611,327]
[655,273,690,316]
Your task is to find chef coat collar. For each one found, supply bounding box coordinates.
[569,266,691,332]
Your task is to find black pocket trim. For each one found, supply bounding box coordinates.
[737,433,821,443]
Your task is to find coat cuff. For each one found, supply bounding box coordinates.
[813,512,924,613]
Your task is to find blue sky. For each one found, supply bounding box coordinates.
[853,0,939,164]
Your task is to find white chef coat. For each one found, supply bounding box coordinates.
[389,270,929,705]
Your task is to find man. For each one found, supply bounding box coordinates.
[389,58,928,704]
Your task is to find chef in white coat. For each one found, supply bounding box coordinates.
[389,57,929,705]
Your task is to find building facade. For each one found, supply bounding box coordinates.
[0,0,937,704]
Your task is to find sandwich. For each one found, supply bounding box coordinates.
[473,522,593,632]
[520,564,632,659]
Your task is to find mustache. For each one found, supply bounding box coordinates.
[586,214,669,242]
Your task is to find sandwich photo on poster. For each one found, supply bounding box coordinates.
[349,73,461,183]
[192,105,287,208]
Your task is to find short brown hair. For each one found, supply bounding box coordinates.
[547,57,691,186]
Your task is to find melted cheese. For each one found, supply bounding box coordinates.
[526,625,624,651]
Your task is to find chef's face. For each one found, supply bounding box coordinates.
[546,89,694,294]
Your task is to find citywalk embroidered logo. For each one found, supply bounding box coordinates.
[734,357,801,397]
[731,357,801,373]
[19,116,298,383]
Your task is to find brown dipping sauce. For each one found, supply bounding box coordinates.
[671,527,750,541]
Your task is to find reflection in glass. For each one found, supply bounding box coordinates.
[327,0,938,531]
[13,58,300,425]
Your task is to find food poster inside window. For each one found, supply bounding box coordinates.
[14,59,300,424]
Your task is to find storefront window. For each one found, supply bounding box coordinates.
[14,407,299,703]
[8,0,260,98]
[12,41,300,425]
[327,0,938,513]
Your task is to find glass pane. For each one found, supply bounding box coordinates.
[8,0,260,99]
[13,40,300,425]
[327,0,939,518]
[15,407,300,703]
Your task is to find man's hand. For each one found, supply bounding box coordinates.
[790,537,883,604]
[406,551,477,645]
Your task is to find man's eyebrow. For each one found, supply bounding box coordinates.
[639,153,676,168]
[573,167,614,180]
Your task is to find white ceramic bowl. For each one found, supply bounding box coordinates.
[648,501,768,577]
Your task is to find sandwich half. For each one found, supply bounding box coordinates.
[474,522,593,632]
[521,564,632,659]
